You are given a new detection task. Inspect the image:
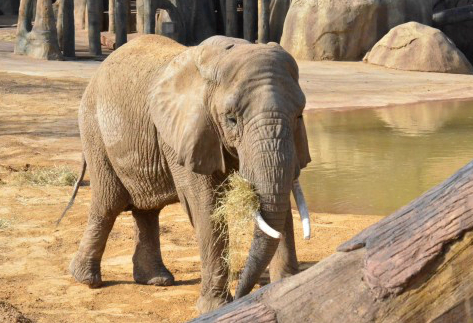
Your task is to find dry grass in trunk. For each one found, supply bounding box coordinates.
[13,166,78,186]
[211,172,259,292]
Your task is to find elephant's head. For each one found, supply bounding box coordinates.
[149,38,311,299]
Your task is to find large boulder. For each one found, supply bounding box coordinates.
[363,22,473,74]
[280,0,432,61]
[433,0,473,64]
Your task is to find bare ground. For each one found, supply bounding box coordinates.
[0,71,383,322]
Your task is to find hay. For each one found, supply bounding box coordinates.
[211,172,259,292]
[14,166,78,186]
[0,219,10,230]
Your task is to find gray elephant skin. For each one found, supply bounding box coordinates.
[69,34,311,313]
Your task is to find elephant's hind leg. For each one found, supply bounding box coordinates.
[132,209,174,286]
[70,154,129,288]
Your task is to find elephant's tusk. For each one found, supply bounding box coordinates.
[292,179,311,240]
[254,211,282,239]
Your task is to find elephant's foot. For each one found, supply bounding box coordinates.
[69,253,102,288]
[197,292,233,314]
[133,265,174,286]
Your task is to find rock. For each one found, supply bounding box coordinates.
[364,22,473,74]
[433,0,473,64]
[280,0,432,61]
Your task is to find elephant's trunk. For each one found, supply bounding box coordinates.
[235,134,294,299]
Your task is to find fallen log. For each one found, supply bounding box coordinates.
[433,5,473,26]
[192,160,473,322]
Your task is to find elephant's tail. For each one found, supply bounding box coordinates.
[56,156,87,226]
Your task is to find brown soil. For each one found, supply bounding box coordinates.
[0,71,383,322]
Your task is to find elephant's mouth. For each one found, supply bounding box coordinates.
[253,179,311,240]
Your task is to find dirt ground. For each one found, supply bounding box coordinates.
[0,71,383,322]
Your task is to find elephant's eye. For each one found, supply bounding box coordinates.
[297,115,303,120]
[227,115,237,127]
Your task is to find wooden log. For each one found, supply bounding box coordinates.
[225,0,238,37]
[258,0,269,43]
[243,0,257,42]
[114,0,127,48]
[87,0,102,56]
[192,160,473,322]
[433,5,473,26]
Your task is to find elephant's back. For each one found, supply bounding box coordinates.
[100,35,186,75]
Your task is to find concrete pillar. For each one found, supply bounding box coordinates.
[243,0,257,42]
[115,0,127,48]
[225,0,238,37]
[258,0,269,43]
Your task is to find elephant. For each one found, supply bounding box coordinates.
[66,34,311,313]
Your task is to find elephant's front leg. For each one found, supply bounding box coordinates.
[178,180,232,314]
[269,210,299,282]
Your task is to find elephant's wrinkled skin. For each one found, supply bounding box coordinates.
[71,34,311,313]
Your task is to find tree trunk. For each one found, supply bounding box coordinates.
[243,0,257,42]
[115,0,127,48]
[74,0,87,30]
[258,0,269,44]
[225,0,238,37]
[433,4,473,26]
[87,0,102,56]
[15,0,62,60]
[192,160,473,322]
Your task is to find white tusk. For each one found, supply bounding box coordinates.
[254,211,282,239]
[292,179,311,240]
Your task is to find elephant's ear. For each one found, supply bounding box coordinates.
[295,117,311,169]
[149,46,226,175]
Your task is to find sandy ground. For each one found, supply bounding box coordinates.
[0,21,472,322]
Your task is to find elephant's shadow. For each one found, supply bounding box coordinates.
[101,277,201,288]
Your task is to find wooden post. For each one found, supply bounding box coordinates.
[115,0,127,48]
[258,0,269,43]
[243,0,257,42]
[143,0,155,34]
[62,0,75,57]
[225,0,238,37]
[87,0,102,56]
